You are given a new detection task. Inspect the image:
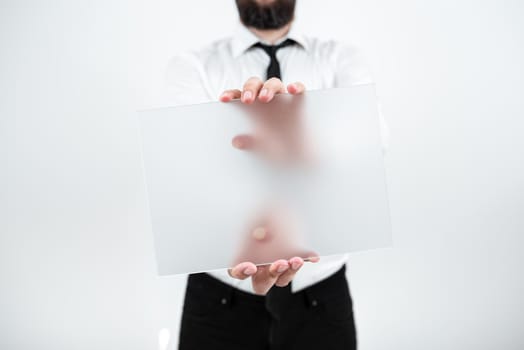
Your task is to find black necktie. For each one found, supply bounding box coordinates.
[252,38,296,80]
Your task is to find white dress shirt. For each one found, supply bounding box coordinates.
[165,23,389,294]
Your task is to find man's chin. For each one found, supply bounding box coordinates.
[236,0,296,30]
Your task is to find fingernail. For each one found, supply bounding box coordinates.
[277,265,289,273]
[243,91,252,101]
[243,267,256,275]
[291,261,301,270]
[259,88,268,97]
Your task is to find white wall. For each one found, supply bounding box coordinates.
[1,0,523,349]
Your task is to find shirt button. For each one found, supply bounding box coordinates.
[311,299,318,307]
[221,298,228,305]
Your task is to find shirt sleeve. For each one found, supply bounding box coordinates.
[165,53,214,106]
[332,43,390,154]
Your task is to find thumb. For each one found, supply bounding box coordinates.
[231,134,257,151]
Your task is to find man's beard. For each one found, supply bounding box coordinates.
[236,0,296,30]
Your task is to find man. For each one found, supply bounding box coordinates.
[166,1,389,349]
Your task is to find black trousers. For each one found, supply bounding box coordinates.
[178,264,356,350]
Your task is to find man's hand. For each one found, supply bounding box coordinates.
[219,76,305,104]
[227,255,320,295]
[220,77,317,295]
[222,77,312,165]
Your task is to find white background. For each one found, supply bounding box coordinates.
[1,0,523,349]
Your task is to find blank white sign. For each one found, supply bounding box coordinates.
[138,85,391,275]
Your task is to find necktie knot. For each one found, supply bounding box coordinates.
[252,39,296,80]
[253,38,295,57]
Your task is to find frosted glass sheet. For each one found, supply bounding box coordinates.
[138,85,391,275]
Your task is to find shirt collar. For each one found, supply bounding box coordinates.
[231,22,309,58]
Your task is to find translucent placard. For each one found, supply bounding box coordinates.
[138,85,391,275]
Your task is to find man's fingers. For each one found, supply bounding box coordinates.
[307,256,321,263]
[301,250,320,263]
[287,82,306,95]
[258,77,286,103]
[268,259,290,278]
[251,259,289,295]
[289,256,305,270]
[232,257,310,294]
[222,80,305,104]
[275,256,303,287]
[228,262,257,280]
[219,89,242,102]
[242,77,264,104]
